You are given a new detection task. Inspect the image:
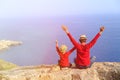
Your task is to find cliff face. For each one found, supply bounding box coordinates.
[0,62,120,80]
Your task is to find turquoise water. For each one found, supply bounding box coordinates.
[0,15,120,66]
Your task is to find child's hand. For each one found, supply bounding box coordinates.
[56,40,58,47]
[56,40,58,44]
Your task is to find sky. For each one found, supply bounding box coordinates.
[0,0,120,65]
[0,0,120,18]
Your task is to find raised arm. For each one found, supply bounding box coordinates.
[56,40,60,53]
[61,25,78,47]
[67,47,76,55]
[88,26,105,48]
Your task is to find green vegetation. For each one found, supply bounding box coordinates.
[0,59,17,70]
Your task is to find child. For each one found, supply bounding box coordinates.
[56,40,75,69]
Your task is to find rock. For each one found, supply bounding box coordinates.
[0,40,22,51]
[0,62,120,80]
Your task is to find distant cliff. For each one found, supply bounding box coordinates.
[0,40,22,51]
[0,40,21,70]
[0,62,120,80]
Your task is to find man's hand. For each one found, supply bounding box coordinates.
[100,26,105,32]
[99,26,105,35]
[61,25,69,33]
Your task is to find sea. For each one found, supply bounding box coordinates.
[0,15,120,66]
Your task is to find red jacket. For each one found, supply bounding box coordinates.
[67,33,100,66]
[56,46,75,67]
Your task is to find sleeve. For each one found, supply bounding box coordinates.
[67,47,76,55]
[88,33,101,48]
[56,46,61,55]
[67,33,79,48]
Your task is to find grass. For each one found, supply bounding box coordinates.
[0,59,18,70]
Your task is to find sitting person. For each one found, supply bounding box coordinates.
[62,25,105,69]
[55,40,75,69]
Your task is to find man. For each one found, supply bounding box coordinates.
[62,25,105,69]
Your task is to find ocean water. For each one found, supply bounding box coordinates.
[0,15,120,66]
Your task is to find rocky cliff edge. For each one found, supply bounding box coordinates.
[0,62,120,80]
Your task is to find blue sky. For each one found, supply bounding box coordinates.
[0,0,120,18]
[0,0,120,65]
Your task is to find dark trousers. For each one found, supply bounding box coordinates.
[75,56,96,69]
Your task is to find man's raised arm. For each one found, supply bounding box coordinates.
[61,25,78,48]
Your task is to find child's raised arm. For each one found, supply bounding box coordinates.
[56,40,58,47]
[56,40,60,54]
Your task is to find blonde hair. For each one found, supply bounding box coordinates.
[59,45,68,54]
